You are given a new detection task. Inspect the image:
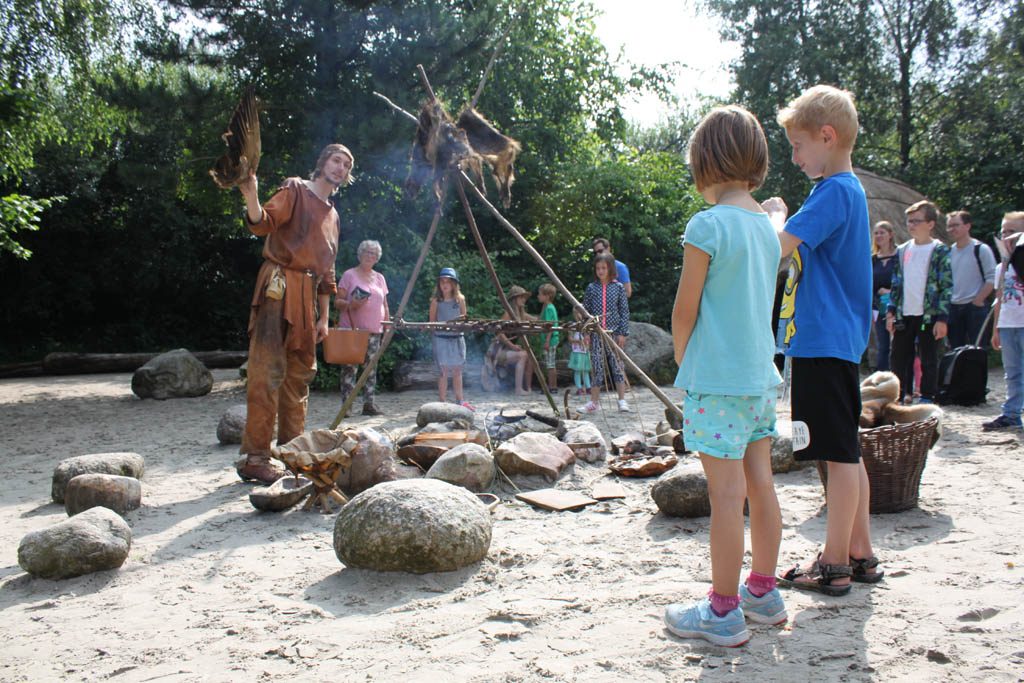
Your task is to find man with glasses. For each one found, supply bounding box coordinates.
[947,210,996,348]
[885,200,952,403]
[592,237,633,299]
[984,212,1024,431]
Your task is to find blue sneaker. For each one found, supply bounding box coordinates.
[663,598,750,647]
[739,585,788,625]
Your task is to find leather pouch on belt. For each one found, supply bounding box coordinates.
[265,266,286,300]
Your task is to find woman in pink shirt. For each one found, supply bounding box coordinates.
[335,240,390,415]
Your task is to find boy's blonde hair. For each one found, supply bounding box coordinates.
[1004,211,1024,224]
[688,105,768,192]
[539,283,557,299]
[777,85,859,149]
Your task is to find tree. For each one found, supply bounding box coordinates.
[0,0,147,257]
[911,1,1024,233]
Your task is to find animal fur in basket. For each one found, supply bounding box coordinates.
[859,371,943,447]
[819,416,939,513]
[272,429,356,474]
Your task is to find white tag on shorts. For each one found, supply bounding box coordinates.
[790,420,811,451]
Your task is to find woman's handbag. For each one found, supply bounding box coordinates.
[323,308,370,365]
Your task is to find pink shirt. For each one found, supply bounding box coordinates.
[338,267,389,333]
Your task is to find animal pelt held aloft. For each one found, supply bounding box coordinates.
[210,86,261,190]
[404,100,476,202]
[404,101,522,208]
[456,108,521,208]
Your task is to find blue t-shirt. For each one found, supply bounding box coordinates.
[615,259,630,284]
[777,172,872,363]
[674,205,783,395]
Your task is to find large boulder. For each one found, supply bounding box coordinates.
[623,322,677,385]
[131,349,213,400]
[492,432,575,482]
[217,404,247,445]
[416,402,475,429]
[426,444,495,492]
[334,479,491,573]
[18,507,132,580]
[52,452,145,504]
[560,422,608,464]
[650,462,711,518]
[336,428,398,497]
[64,474,142,516]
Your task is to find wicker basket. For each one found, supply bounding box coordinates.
[817,416,939,514]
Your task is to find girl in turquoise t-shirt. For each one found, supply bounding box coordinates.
[663,106,786,648]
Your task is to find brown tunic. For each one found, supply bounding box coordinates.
[247,177,340,362]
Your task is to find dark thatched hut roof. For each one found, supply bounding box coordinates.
[855,168,950,245]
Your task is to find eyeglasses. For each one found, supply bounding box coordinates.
[906,218,929,225]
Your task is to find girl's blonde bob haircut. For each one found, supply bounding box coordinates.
[688,105,768,192]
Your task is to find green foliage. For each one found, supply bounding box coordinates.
[0,193,63,258]
[527,143,704,328]
[909,1,1024,235]
[706,0,1021,220]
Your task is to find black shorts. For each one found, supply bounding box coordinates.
[790,357,861,463]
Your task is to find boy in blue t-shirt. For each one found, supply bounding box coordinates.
[764,85,882,596]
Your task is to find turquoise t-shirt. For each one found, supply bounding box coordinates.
[674,205,783,395]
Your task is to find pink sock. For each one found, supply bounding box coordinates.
[708,590,740,617]
[745,571,777,597]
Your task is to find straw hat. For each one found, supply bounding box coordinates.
[506,285,529,300]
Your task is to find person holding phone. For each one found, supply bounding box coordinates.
[335,240,390,415]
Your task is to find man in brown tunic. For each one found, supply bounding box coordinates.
[235,144,354,483]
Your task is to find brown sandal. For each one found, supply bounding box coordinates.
[850,556,884,583]
[778,553,852,596]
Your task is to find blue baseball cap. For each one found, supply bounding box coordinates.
[439,267,459,283]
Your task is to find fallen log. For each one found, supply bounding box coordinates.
[41,350,248,375]
[0,361,45,379]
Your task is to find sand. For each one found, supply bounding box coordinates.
[1,368,1023,682]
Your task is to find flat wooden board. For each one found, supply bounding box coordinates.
[591,481,627,500]
[515,489,599,512]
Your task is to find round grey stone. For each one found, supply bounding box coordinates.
[415,402,475,429]
[426,443,495,492]
[131,348,213,400]
[18,507,132,580]
[52,452,145,504]
[217,404,248,445]
[64,474,142,516]
[334,479,491,573]
[650,461,711,518]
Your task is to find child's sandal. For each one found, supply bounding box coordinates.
[850,556,884,583]
[778,553,853,596]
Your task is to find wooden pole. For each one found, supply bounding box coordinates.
[469,21,514,110]
[329,182,448,428]
[454,178,559,414]
[458,172,683,420]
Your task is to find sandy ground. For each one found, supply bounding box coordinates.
[1,368,1023,682]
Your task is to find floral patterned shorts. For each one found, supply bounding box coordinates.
[682,391,777,459]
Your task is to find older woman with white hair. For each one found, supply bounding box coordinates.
[335,239,390,415]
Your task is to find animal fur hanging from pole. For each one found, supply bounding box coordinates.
[209,86,261,189]
[404,101,521,208]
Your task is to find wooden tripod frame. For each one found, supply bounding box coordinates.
[330,64,683,429]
